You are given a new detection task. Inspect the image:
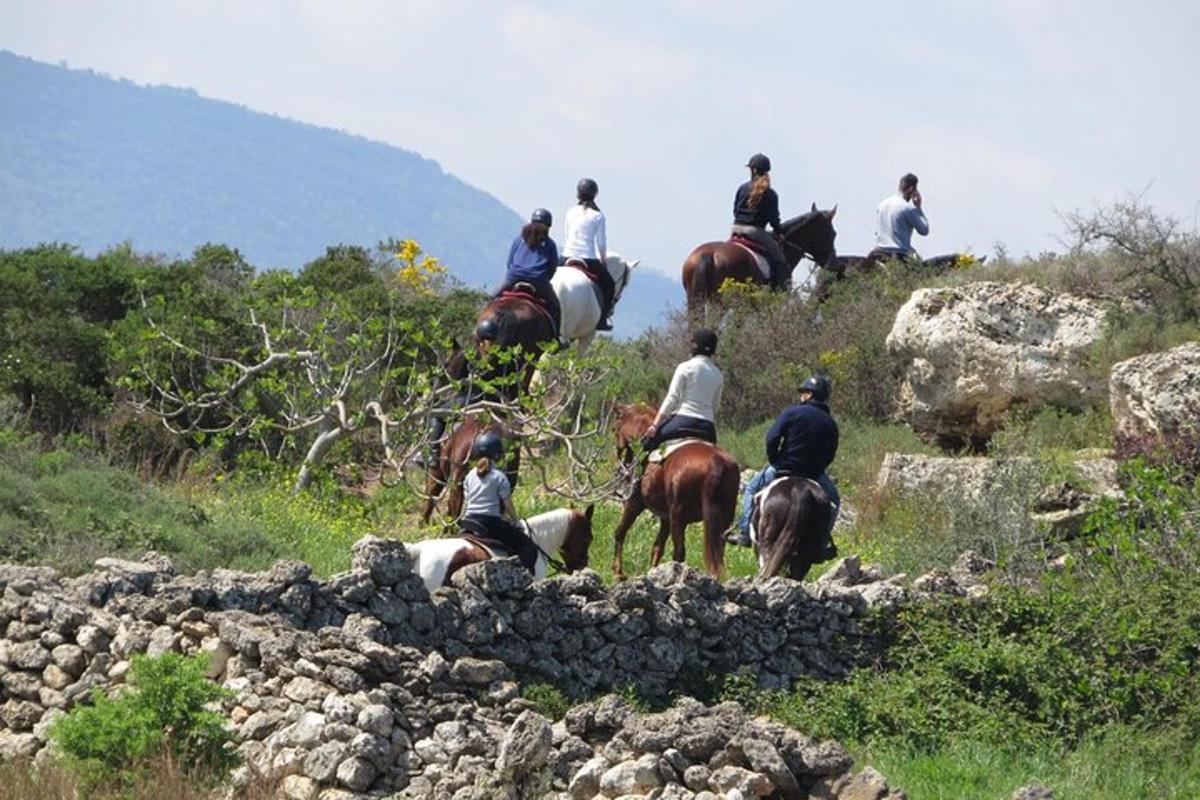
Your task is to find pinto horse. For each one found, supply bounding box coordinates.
[405,505,594,593]
[473,288,558,400]
[751,475,832,581]
[611,438,741,579]
[682,205,839,315]
[420,415,519,525]
[552,254,639,354]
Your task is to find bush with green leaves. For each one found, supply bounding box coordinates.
[730,461,1200,756]
[50,652,237,788]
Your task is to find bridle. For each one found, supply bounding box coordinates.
[778,216,835,267]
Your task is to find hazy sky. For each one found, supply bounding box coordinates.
[4,0,1198,278]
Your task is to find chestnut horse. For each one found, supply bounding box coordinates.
[682,205,839,315]
[406,505,594,592]
[750,475,832,581]
[420,416,519,524]
[472,289,558,401]
[612,402,656,466]
[610,410,740,578]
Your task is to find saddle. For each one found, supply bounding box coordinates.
[563,258,608,313]
[728,235,772,280]
[460,518,539,574]
[648,437,712,463]
[499,282,558,337]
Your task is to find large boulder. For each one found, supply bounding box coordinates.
[1110,341,1200,449]
[886,282,1111,444]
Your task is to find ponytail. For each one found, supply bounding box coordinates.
[579,198,600,213]
[746,172,770,211]
[475,456,491,476]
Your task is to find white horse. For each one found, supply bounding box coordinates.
[404,506,594,593]
[551,254,639,353]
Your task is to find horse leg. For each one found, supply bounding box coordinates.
[788,557,814,582]
[420,461,446,524]
[611,489,646,580]
[668,505,688,565]
[649,517,671,568]
[447,462,468,521]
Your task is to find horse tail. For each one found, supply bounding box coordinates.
[758,480,829,580]
[702,453,740,576]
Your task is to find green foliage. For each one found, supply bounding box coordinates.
[731,462,1200,773]
[50,652,237,789]
[987,406,1113,458]
[521,683,573,721]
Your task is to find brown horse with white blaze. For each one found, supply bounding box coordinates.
[406,505,594,593]
[682,205,839,315]
[610,410,740,578]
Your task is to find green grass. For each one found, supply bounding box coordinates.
[862,726,1200,800]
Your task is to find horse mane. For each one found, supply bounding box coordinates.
[780,210,821,231]
[525,508,573,555]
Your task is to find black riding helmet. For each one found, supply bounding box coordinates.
[531,208,553,227]
[470,432,504,461]
[746,153,771,173]
[799,375,832,402]
[576,178,598,201]
[691,328,718,356]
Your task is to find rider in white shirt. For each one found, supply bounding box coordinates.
[560,178,614,331]
[874,172,929,258]
[640,328,723,452]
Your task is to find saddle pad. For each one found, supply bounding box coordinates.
[648,437,712,463]
[732,241,771,280]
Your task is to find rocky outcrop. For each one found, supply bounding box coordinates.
[0,542,909,797]
[886,282,1111,445]
[877,452,1121,539]
[1110,341,1200,448]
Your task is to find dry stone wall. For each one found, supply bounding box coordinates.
[0,537,905,798]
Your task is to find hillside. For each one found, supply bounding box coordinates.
[0,50,523,277]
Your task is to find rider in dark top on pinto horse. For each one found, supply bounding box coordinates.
[731,375,841,562]
[497,208,562,337]
[731,153,788,289]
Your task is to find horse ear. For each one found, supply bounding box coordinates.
[811,201,817,213]
[628,259,641,269]
[827,204,838,221]
[584,504,595,520]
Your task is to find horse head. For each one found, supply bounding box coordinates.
[559,504,595,572]
[605,254,640,307]
[780,204,838,269]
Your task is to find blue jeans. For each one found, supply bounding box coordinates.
[738,465,840,539]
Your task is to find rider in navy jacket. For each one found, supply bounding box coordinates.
[498,208,561,334]
[765,399,838,478]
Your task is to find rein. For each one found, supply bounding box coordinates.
[521,520,569,574]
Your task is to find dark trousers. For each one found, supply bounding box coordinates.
[640,414,716,453]
[498,278,561,334]
[460,514,538,573]
[562,257,616,318]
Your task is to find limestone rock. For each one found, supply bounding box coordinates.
[1013,782,1055,799]
[599,753,664,795]
[1110,341,1200,446]
[887,282,1110,443]
[496,710,553,778]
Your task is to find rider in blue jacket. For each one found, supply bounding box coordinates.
[498,208,561,334]
[730,375,840,559]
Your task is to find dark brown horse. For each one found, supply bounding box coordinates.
[681,205,839,315]
[610,413,741,578]
[818,251,985,299]
[751,475,832,581]
[420,416,519,525]
[406,505,594,592]
[472,289,558,401]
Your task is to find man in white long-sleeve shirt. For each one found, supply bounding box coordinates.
[640,328,723,452]
[874,173,929,257]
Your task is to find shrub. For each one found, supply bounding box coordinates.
[50,652,237,789]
